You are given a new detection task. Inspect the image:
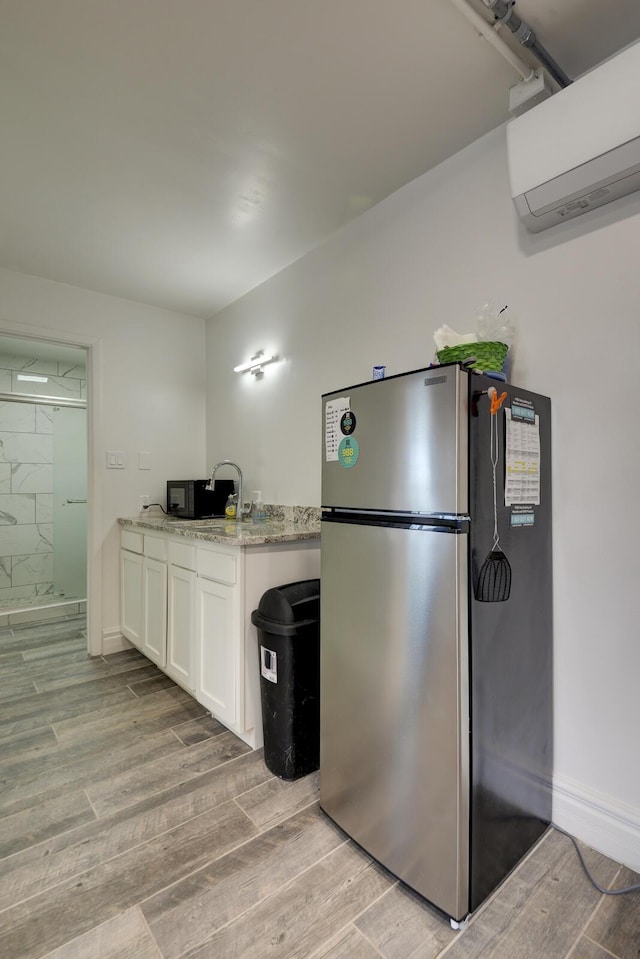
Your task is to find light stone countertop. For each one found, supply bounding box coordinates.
[118,505,320,548]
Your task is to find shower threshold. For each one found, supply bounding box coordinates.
[0,596,87,626]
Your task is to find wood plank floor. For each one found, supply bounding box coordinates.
[0,614,638,959]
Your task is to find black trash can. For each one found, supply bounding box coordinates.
[250,579,320,780]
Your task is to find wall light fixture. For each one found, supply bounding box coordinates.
[233,350,279,377]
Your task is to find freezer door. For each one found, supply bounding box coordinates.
[322,366,468,515]
[319,518,470,920]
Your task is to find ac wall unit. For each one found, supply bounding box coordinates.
[507,41,640,233]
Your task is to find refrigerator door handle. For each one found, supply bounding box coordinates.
[455,532,471,920]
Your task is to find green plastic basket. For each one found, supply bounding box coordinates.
[436,341,508,371]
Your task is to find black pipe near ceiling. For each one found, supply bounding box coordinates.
[482,0,573,87]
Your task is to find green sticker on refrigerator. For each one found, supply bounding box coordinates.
[338,436,359,468]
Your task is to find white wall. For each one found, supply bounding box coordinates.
[205,125,640,869]
[0,268,207,649]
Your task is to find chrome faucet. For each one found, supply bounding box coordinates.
[206,460,246,519]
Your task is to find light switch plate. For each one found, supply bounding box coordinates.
[106,450,125,469]
[138,451,151,470]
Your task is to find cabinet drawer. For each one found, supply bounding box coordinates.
[144,536,167,561]
[121,530,143,554]
[168,540,196,570]
[197,548,237,585]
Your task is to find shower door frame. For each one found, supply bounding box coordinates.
[0,391,87,608]
[0,323,102,656]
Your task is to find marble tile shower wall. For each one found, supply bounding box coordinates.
[0,353,85,608]
[0,352,86,401]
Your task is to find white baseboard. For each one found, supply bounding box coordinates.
[101,628,133,655]
[553,773,640,873]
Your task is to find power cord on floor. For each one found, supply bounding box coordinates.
[554,825,640,895]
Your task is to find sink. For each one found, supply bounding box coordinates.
[168,519,249,533]
[189,523,229,531]
[166,517,272,533]
[169,520,227,530]
[166,518,224,527]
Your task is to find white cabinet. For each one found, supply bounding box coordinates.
[119,524,320,749]
[196,575,239,727]
[119,531,167,665]
[142,556,167,668]
[120,531,143,649]
[196,541,240,728]
[166,539,197,692]
[167,562,196,691]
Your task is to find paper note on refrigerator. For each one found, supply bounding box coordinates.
[325,397,350,461]
[504,406,541,506]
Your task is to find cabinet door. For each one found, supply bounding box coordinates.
[142,556,167,668]
[120,548,143,649]
[167,564,196,691]
[196,576,238,727]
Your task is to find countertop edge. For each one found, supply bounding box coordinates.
[118,516,320,547]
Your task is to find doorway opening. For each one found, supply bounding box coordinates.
[0,336,88,627]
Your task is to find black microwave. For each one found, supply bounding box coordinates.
[166,479,235,520]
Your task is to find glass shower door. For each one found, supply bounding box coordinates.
[52,406,87,601]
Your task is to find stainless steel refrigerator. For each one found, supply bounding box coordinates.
[320,363,552,923]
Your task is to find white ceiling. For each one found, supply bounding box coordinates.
[1,0,639,320]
